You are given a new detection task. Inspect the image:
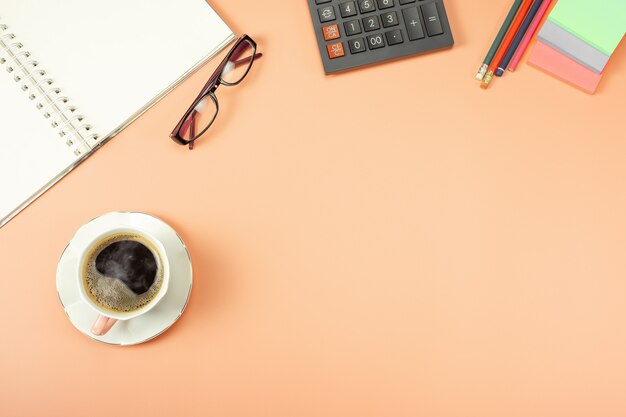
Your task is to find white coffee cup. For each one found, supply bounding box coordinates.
[75,226,170,336]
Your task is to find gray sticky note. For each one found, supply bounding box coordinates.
[538,20,610,74]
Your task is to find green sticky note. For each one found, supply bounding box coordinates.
[548,0,626,56]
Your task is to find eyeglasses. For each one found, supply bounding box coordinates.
[170,35,261,150]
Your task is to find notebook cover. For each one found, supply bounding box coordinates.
[547,0,626,56]
[538,20,609,74]
[527,40,603,94]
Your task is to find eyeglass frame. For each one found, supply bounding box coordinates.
[169,34,259,148]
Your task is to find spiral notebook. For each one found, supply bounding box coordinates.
[0,0,235,227]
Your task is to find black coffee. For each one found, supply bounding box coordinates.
[96,240,157,294]
[83,233,164,313]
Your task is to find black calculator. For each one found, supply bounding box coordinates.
[307,0,454,74]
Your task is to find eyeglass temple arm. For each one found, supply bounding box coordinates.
[189,110,196,150]
[177,110,198,149]
[233,52,263,68]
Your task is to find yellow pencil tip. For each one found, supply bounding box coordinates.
[481,71,494,89]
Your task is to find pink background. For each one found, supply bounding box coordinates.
[1,1,626,416]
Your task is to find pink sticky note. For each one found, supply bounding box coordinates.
[528,40,604,94]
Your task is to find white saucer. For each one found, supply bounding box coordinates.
[56,212,192,346]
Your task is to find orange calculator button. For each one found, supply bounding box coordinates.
[326,42,345,59]
[322,24,341,41]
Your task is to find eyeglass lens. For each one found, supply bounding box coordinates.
[221,39,256,85]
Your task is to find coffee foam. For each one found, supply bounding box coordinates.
[83,233,164,313]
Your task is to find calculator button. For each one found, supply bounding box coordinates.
[348,38,367,54]
[402,7,425,40]
[376,0,394,9]
[322,24,341,41]
[318,6,336,23]
[367,33,385,49]
[381,11,399,27]
[344,19,363,36]
[363,15,381,32]
[398,0,415,4]
[358,0,376,14]
[421,2,444,36]
[327,41,346,59]
[315,0,332,3]
[385,29,404,45]
[339,1,358,18]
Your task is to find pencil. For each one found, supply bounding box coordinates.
[481,0,534,89]
[475,0,523,81]
[508,0,552,71]
[496,0,545,76]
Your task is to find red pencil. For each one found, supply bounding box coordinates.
[481,0,534,89]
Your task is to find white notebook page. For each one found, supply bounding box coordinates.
[0,72,78,220]
[3,0,234,143]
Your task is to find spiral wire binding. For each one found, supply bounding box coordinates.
[0,20,98,156]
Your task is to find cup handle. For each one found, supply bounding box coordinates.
[91,315,118,336]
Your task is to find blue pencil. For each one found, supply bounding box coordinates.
[495,0,545,77]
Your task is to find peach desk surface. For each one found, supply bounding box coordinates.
[1,1,626,416]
